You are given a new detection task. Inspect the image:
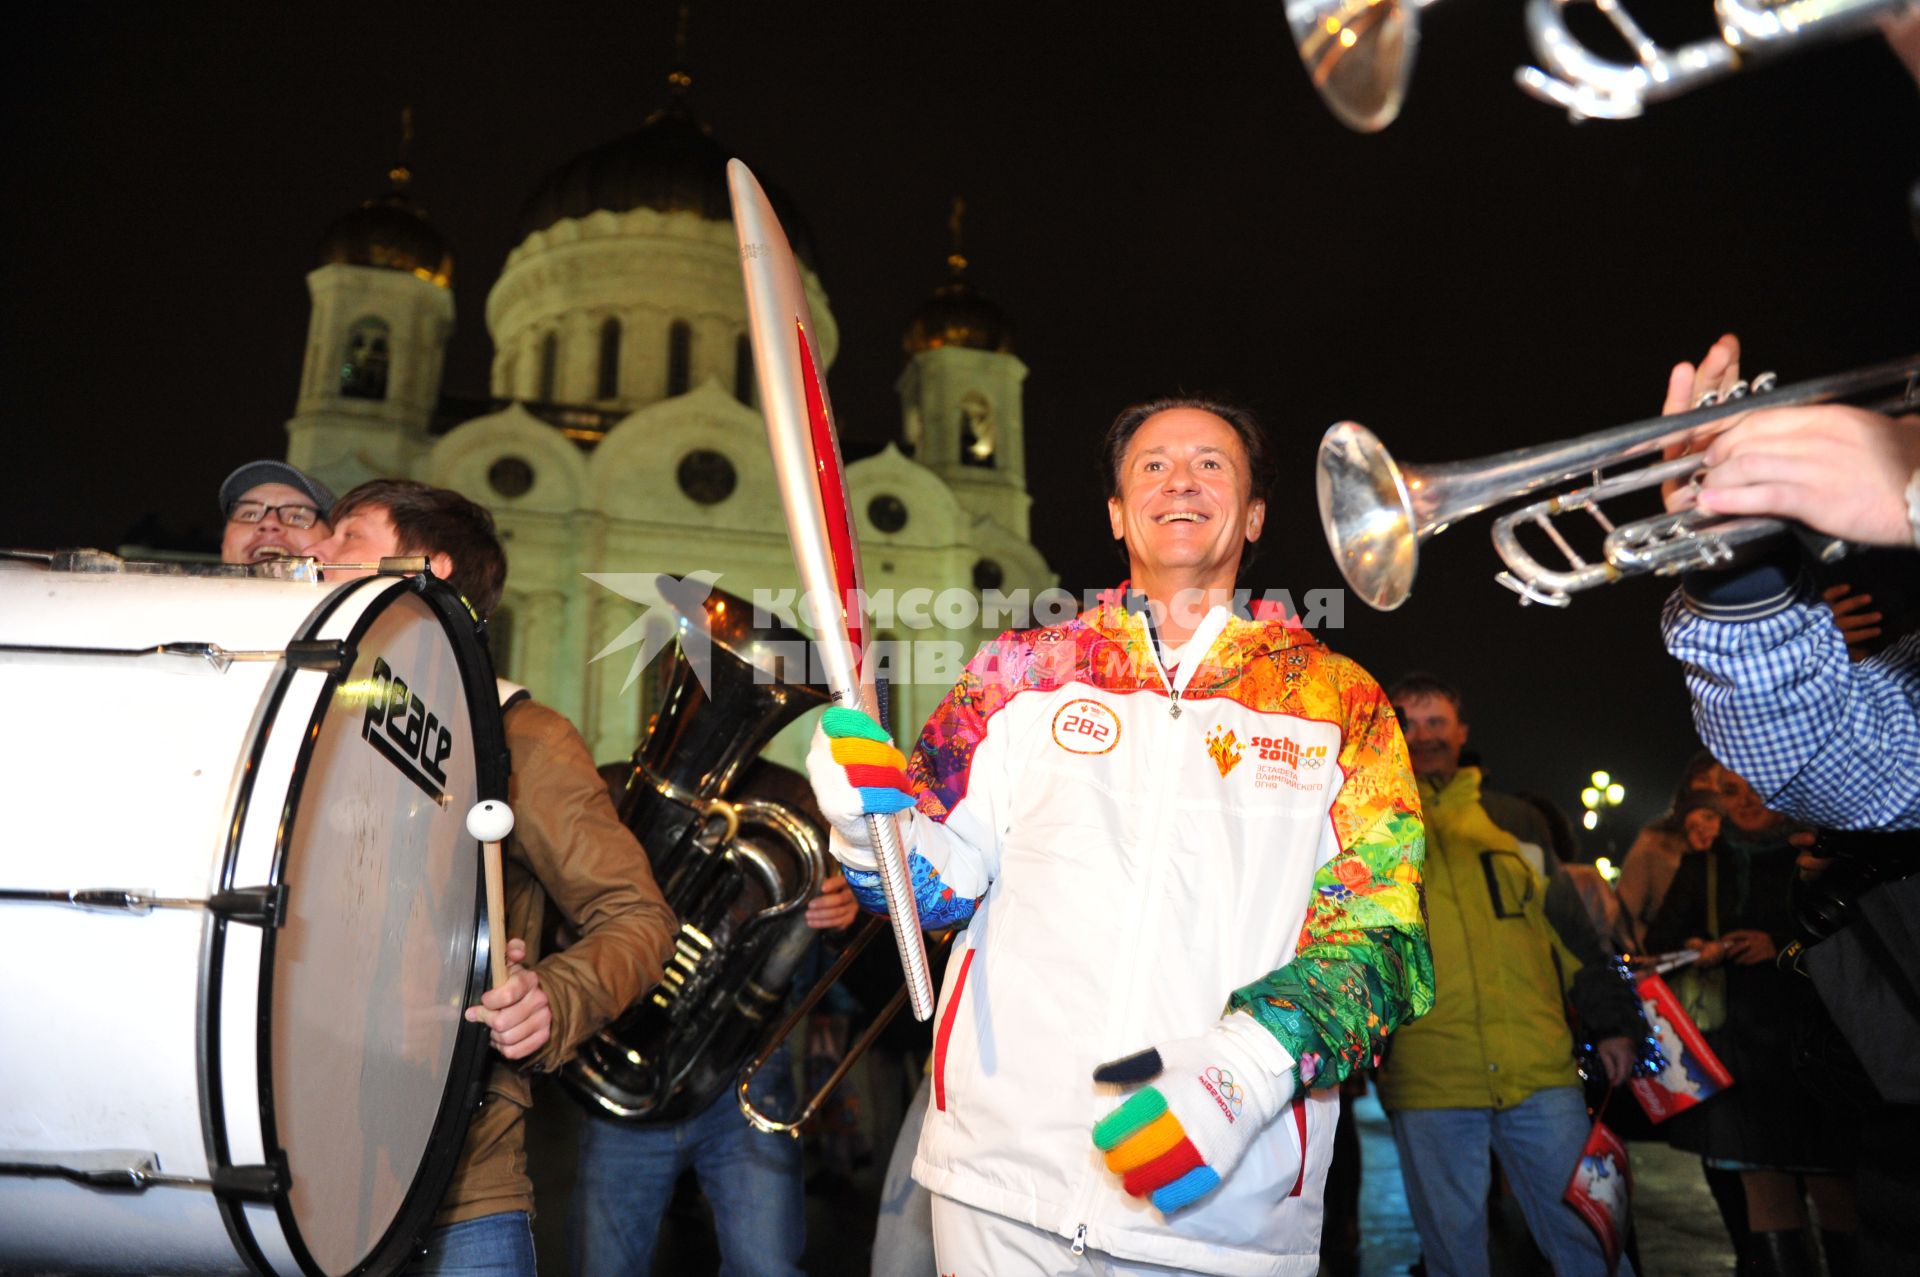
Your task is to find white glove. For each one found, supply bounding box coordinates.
[805,706,915,851]
[1091,1012,1296,1213]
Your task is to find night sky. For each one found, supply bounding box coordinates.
[4,3,1916,843]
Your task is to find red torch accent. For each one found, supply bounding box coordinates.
[796,319,865,661]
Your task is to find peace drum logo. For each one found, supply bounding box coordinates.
[1051,698,1121,755]
[362,655,456,803]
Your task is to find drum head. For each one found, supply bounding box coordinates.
[261,582,498,1275]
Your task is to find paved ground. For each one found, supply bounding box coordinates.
[524,1073,1736,1276]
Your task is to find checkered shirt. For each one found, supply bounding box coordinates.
[1662,589,1920,831]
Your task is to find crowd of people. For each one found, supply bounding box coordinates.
[182,335,1916,1277]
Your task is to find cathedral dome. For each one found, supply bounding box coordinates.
[515,103,817,266]
[317,170,453,288]
[904,255,1014,355]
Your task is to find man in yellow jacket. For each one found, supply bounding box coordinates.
[1378,675,1638,1277]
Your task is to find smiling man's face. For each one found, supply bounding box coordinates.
[1396,692,1469,788]
[220,482,331,565]
[1106,407,1265,597]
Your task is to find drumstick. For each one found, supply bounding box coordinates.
[465,801,516,990]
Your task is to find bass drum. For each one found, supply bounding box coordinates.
[0,562,508,1276]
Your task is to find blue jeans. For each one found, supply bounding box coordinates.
[400,1211,536,1277]
[1389,1085,1633,1277]
[568,1048,804,1277]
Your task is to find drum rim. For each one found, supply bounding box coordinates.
[204,573,508,1277]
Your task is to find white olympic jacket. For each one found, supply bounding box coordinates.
[837,601,1431,1275]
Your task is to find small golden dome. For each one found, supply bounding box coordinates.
[317,167,453,288]
[903,199,1013,355]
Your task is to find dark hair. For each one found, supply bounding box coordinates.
[1099,394,1277,571]
[331,479,508,618]
[1652,793,1724,836]
[1671,749,1722,806]
[1386,672,1466,722]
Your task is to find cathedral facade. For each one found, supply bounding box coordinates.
[285,101,1052,765]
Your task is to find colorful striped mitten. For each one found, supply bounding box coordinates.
[805,705,915,847]
[1091,1012,1294,1214]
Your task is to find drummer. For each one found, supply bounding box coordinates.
[215,459,335,565]
[309,478,678,1277]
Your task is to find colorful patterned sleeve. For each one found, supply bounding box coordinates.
[842,634,1024,929]
[1228,670,1433,1091]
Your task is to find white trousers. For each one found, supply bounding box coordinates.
[928,1194,1197,1277]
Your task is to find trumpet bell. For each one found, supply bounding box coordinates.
[1317,421,1420,612]
[1287,0,1424,132]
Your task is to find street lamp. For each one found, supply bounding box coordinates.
[1580,769,1625,834]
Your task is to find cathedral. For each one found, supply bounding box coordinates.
[283,91,1053,765]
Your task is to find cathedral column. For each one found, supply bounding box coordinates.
[517,588,568,697]
[561,311,595,406]
[584,591,640,764]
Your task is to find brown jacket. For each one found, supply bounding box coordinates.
[436,697,676,1225]
[1616,825,1687,947]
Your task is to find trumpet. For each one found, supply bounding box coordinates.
[1316,353,1920,610]
[1519,0,1910,121]
[1287,0,1912,131]
[1286,0,1431,133]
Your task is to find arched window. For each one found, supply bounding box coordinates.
[538,331,559,403]
[666,321,692,397]
[959,391,996,468]
[340,316,391,400]
[734,333,755,406]
[597,318,622,400]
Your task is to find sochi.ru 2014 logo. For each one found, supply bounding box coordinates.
[1251,734,1327,770]
[1051,698,1121,755]
[1205,726,1243,778]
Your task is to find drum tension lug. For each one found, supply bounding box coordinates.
[208,885,287,928]
[284,640,351,672]
[211,1162,284,1202]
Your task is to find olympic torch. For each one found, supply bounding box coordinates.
[727,160,935,1022]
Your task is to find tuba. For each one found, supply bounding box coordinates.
[561,579,830,1122]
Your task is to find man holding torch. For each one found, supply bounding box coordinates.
[804,396,1432,1275]
[731,159,1426,1275]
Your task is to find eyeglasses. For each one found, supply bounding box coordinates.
[228,500,322,529]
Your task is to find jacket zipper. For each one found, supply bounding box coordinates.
[1070,1224,1088,1256]
[1066,611,1194,1239]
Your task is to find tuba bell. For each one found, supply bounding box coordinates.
[561,578,831,1122]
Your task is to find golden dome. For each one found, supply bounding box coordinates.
[903,199,1013,355]
[316,166,453,288]
[515,103,817,266]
